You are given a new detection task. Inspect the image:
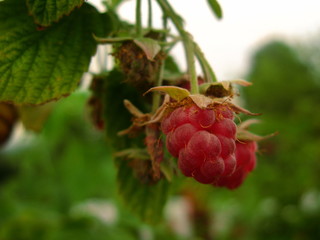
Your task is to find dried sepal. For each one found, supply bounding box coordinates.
[237,119,278,142]
[228,102,261,116]
[237,119,261,130]
[237,130,278,142]
[133,38,161,61]
[114,148,150,160]
[145,123,163,180]
[200,79,252,98]
[188,94,213,108]
[123,99,145,118]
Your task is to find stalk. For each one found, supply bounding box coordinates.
[152,61,165,112]
[148,0,153,29]
[194,42,218,83]
[136,0,143,37]
[156,0,198,94]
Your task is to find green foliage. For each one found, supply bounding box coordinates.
[214,40,320,240]
[206,0,223,19]
[0,0,111,105]
[102,69,147,150]
[244,41,319,114]
[27,0,84,26]
[102,69,170,223]
[117,159,170,223]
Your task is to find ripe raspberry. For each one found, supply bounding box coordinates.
[213,141,258,189]
[161,103,237,184]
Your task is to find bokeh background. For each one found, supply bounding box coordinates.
[1,0,320,239]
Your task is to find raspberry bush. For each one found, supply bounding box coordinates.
[0,0,274,224]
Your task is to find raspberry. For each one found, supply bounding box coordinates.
[213,141,258,189]
[161,103,237,184]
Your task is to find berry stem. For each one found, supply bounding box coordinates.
[156,0,199,94]
[152,60,165,112]
[136,0,143,37]
[194,42,218,83]
[148,0,153,29]
[151,12,168,113]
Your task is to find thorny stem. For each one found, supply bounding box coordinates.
[136,0,143,37]
[156,0,199,94]
[194,42,218,83]
[148,0,153,29]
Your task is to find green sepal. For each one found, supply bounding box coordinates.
[145,86,190,101]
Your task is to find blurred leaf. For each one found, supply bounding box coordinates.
[117,159,170,223]
[18,102,56,132]
[0,1,111,105]
[102,69,148,150]
[245,41,318,114]
[27,0,84,26]
[164,55,181,74]
[207,0,223,19]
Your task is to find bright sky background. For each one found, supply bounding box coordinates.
[89,0,320,80]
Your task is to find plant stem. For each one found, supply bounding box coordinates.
[152,60,165,112]
[148,0,153,29]
[156,0,199,94]
[194,43,218,83]
[136,0,143,37]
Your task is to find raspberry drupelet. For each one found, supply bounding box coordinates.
[161,103,238,184]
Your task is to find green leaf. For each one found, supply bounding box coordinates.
[27,0,84,26]
[102,70,169,222]
[117,159,170,223]
[102,69,148,150]
[0,1,111,105]
[207,0,223,19]
[134,38,161,61]
[18,102,56,132]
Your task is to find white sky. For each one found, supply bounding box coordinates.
[89,0,320,80]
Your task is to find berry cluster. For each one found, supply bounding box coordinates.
[161,103,238,184]
[213,140,257,189]
[161,103,257,189]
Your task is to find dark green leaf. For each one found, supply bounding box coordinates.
[207,0,223,19]
[0,1,111,105]
[102,70,169,222]
[102,69,148,150]
[117,159,170,223]
[27,0,84,26]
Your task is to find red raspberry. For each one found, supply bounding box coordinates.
[161,103,237,184]
[213,141,258,189]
